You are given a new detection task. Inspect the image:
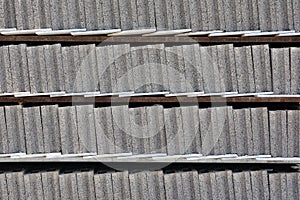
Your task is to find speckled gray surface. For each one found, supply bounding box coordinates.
[112,171,131,200]
[0,107,8,153]
[251,171,270,200]
[287,111,300,157]
[59,173,79,199]
[291,47,300,94]
[77,171,95,200]
[6,172,26,200]
[41,171,60,200]
[94,173,114,200]
[164,108,180,155]
[24,173,43,200]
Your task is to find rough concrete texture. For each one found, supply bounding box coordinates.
[0,107,8,153]
[6,172,26,200]
[84,0,97,30]
[287,111,300,157]
[111,171,131,200]
[290,47,300,94]
[24,173,43,200]
[199,173,213,199]
[58,106,80,154]
[270,111,288,157]
[94,107,115,155]
[41,171,60,200]
[294,0,300,31]
[59,173,79,199]
[146,171,166,200]
[41,105,61,153]
[164,108,180,155]
[250,171,269,200]
[0,173,9,199]
[1,46,13,93]
[23,107,45,154]
[94,173,114,200]
[199,108,213,155]
[76,105,97,153]
[76,171,95,200]
[164,173,178,200]
[200,46,217,93]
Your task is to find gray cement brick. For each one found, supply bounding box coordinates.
[59,173,79,199]
[281,173,288,199]
[182,45,202,92]
[26,0,35,29]
[175,173,184,199]
[38,46,48,92]
[41,105,61,153]
[271,48,291,94]
[66,0,79,29]
[95,1,104,29]
[287,111,300,157]
[180,171,200,200]
[111,171,131,200]
[164,108,181,155]
[0,0,5,28]
[130,107,147,154]
[193,44,204,92]
[58,106,80,154]
[181,106,198,154]
[199,108,213,155]
[233,172,253,200]
[226,107,237,154]
[258,0,272,31]
[27,47,43,93]
[0,173,8,199]
[286,173,299,199]
[209,172,218,200]
[84,0,98,30]
[234,46,255,93]
[199,173,213,199]
[17,44,31,92]
[52,44,65,91]
[251,108,270,155]
[270,111,288,157]
[290,47,300,94]
[96,46,112,93]
[164,173,178,200]
[71,46,83,93]
[217,45,229,92]
[252,45,272,92]
[111,106,132,153]
[119,1,134,30]
[269,173,281,199]
[1,46,13,93]
[250,171,269,200]
[44,45,55,92]
[5,105,26,153]
[23,107,44,154]
[77,0,86,28]
[235,0,242,30]
[174,107,186,154]
[270,0,278,30]
[62,47,74,93]
[146,105,167,153]
[113,44,133,92]
[3,0,16,28]
[14,0,27,30]
[49,0,63,29]
[94,107,115,154]
[293,0,300,31]
[240,0,254,30]
[171,0,190,29]
[153,0,170,30]
[147,44,166,92]
[206,0,220,30]
[41,171,60,200]
[0,107,8,153]
[217,0,226,31]
[76,171,95,200]
[136,0,155,28]
[250,0,260,30]
[94,173,113,200]
[39,0,51,28]
[223,0,237,31]
[76,105,97,153]
[275,0,292,31]
[215,171,234,199]
[211,107,225,155]
[101,0,120,29]
[146,171,166,200]
[6,172,26,200]
[129,172,147,200]
[32,0,42,28]
[24,173,43,200]
[189,0,203,31]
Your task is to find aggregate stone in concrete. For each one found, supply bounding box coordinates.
[164,108,180,155]
[6,172,26,200]
[76,105,97,153]
[96,46,110,93]
[94,107,115,155]
[287,111,300,157]
[147,44,165,92]
[234,46,255,93]
[250,171,269,200]
[146,105,167,153]
[59,173,79,200]
[111,106,132,153]
[41,105,61,153]
[0,173,8,199]
[251,108,270,155]
[0,107,8,153]
[58,106,79,154]
[293,0,300,31]
[252,45,272,92]
[199,173,213,200]
[76,171,95,200]
[41,171,60,200]
[94,173,114,200]
[5,105,26,153]
[24,173,43,200]
[23,107,44,154]
[111,171,131,200]
[290,47,300,94]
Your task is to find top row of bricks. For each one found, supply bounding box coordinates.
[0,0,299,32]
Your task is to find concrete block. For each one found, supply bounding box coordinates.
[200,46,217,93]
[49,0,63,30]
[0,173,8,199]
[0,107,8,153]
[0,1,5,28]
[147,44,166,92]
[59,173,79,199]
[287,111,300,157]
[226,107,237,154]
[113,44,133,92]
[129,172,147,200]
[94,107,115,154]
[84,0,97,30]
[269,173,281,199]
[5,105,26,153]
[41,171,60,200]
[26,47,42,93]
[217,0,226,31]
[58,106,80,154]
[234,46,255,93]
[111,106,132,153]
[286,173,299,199]
[146,171,166,200]
[111,171,131,200]
[146,105,167,153]
[6,172,26,200]
[23,107,44,154]
[95,46,110,93]
[234,109,253,156]
[62,47,73,93]
[250,171,269,200]
[189,0,203,31]
[153,0,170,30]
[257,0,272,31]
[180,171,200,200]
[252,45,272,92]
[39,0,51,28]
[41,105,61,153]
[94,173,114,200]
[206,0,220,30]
[76,105,97,153]
[199,108,213,155]
[270,111,288,157]
[251,108,270,155]
[24,173,43,199]
[271,48,291,94]
[164,173,178,200]
[290,47,300,94]
[1,46,13,93]
[118,1,134,30]
[76,171,95,200]
[71,45,83,93]
[293,0,300,31]
[199,173,213,199]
